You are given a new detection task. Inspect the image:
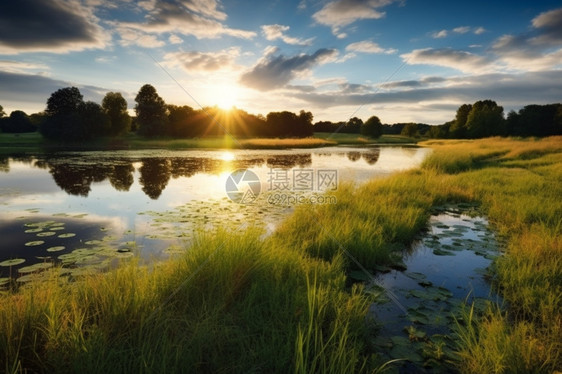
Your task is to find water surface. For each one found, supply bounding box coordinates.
[0,146,429,279]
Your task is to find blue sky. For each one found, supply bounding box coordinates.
[1,0,561,124]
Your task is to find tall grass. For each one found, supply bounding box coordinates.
[1,136,560,373]
[419,137,562,373]
[0,229,378,373]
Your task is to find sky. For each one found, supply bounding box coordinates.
[1,0,561,125]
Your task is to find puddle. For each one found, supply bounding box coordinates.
[369,205,502,373]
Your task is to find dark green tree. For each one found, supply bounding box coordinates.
[168,105,196,137]
[79,101,110,138]
[345,117,363,133]
[45,87,83,116]
[134,84,168,137]
[0,105,5,118]
[466,100,505,138]
[449,104,472,138]
[401,123,419,137]
[102,92,131,136]
[361,115,383,138]
[1,110,36,133]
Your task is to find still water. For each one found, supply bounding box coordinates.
[0,146,429,279]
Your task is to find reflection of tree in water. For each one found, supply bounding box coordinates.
[109,163,134,191]
[139,158,171,199]
[347,152,361,162]
[362,148,381,165]
[266,154,312,169]
[170,158,205,178]
[0,156,8,173]
[49,163,113,197]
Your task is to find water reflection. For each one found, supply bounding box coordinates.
[0,148,394,199]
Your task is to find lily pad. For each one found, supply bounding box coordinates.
[37,231,56,237]
[18,262,52,273]
[25,240,45,247]
[46,246,66,252]
[24,228,43,233]
[58,233,76,238]
[0,258,26,267]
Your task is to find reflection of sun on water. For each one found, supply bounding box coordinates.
[219,151,235,162]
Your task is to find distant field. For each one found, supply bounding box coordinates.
[0,131,417,151]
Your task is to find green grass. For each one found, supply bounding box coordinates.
[0,136,560,373]
[314,132,418,144]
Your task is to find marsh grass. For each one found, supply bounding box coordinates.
[0,136,560,373]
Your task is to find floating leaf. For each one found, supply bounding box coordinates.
[58,233,76,238]
[49,227,65,231]
[24,228,42,233]
[18,262,52,273]
[47,246,66,252]
[0,258,25,267]
[37,231,56,237]
[0,278,10,286]
[25,240,44,247]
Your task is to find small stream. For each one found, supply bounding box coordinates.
[370,204,502,373]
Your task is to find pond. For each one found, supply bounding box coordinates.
[0,146,429,281]
[369,204,502,373]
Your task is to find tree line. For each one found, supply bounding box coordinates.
[1,87,560,140]
[0,84,316,141]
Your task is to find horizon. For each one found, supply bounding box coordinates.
[1,0,561,125]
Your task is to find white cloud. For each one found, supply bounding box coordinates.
[402,48,493,73]
[240,48,339,91]
[491,7,562,70]
[163,48,241,73]
[261,24,314,45]
[474,27,486,35]
[168,34,183,44]
[453,26,470,34]
[116,26,165,48]
[346,40,396,54]
[312,0,397,36]
[431,30,448,39]
[0,60,50,75]
[117,0,256,41]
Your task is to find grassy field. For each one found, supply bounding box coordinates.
[0,131,415,152]
[0,137,560,373]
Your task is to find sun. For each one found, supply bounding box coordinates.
[214,84,241,110]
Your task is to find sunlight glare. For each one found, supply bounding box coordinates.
[219,151,235,162]
[214,84,240,110]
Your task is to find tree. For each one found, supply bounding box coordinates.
[79,101,110,138]
[361,115,383,138]
[0,105,5,118]
[401,123,419,137]
[465,100,505,138]
[449,104,472,138]
[102,92,131,136]
[1,110,36,133]
[134,84,168,137]
[168,105,196,137]
[46,87,83,116]
[345,117,363,133]
[298,110,314,137]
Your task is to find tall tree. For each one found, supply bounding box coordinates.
[449,104,472,138]
[134,84,168,137]
[102,92,131,136]
[45,87,83,116]
[361,115,383,138]
[466,100,505,138]
[0,104,5,118]
[345,117,363,133]
[41,87,85,141]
